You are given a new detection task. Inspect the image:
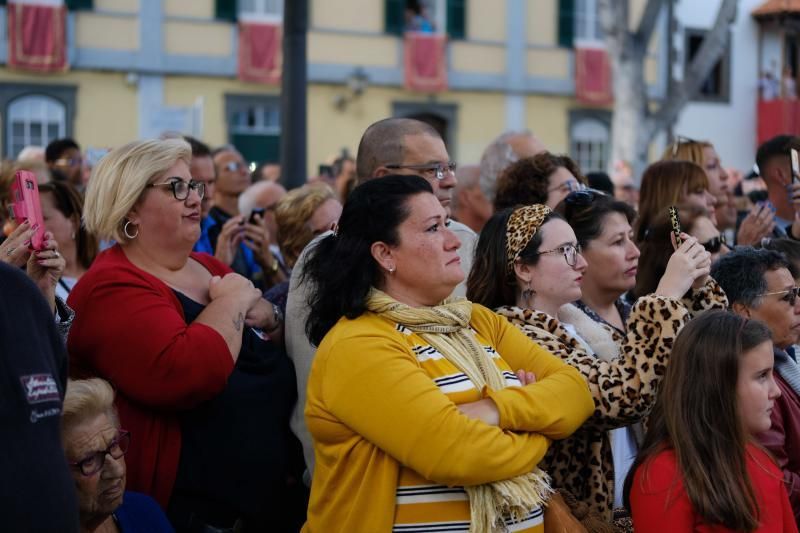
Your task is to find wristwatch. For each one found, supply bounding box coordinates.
[266,302,284,333]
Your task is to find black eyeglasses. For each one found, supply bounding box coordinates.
[700,235,727,253]
[69,430,130,476]
[384,161,457,181]
[759,287,800,307]
[146,178,206,201]
[536,243,582,267]
[670,135,701,157]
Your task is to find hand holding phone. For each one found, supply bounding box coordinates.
[668,206,683,248]
[8,170,45,250]
[249,207,267,225]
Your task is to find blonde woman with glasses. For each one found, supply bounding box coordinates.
[68,139,304,531]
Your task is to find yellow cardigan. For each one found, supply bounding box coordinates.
[303,304,594,532]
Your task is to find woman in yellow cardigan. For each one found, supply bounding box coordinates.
[301,175,594,533]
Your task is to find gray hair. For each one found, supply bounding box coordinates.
[478,131,527,203]
[711,247,797,308]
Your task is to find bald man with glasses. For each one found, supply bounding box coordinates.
[285,118,477,476]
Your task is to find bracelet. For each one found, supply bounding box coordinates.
[268,254,280,274]
[265,302,284,333]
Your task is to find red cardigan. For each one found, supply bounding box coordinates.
[630,444,798,532]
[67,245,234,508]
[760,373,800,523]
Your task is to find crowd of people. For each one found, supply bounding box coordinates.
[2,118,800,533]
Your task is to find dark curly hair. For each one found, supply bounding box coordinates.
[494,152,585,211]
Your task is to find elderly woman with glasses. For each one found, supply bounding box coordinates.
[68,139,303,531]
[63,378,173,532]
[467,200,725,526]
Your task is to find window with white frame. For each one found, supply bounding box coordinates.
[238,0,283,23]
[226,95,281,165]
[571,117,609,173]
[574,0,603,44]
[7,95,66,159]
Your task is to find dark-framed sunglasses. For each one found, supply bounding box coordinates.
[69,430,130,476]
[536,243,582,267]
[384,161,457,181]
[146,178,206,201]
[759,287,800,307]
[564,187,608,207]
[700,235,727,253]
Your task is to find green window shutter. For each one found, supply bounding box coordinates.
[446,0,465,40]
[65,0,93,10]
[385,0,405,36]
[558,0,574,48]
[215,0,237,22]
[231,134,281,165]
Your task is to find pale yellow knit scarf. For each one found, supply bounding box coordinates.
[366,288,553,533]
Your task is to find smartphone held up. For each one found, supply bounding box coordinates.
[668,206,683,248]
[8,170,46,250]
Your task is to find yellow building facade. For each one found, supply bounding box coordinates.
[0,0,665,178]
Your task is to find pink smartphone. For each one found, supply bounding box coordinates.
[8,170,46,250]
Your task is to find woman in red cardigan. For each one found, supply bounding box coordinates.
[625,311,796,532]
[68,139,302,532]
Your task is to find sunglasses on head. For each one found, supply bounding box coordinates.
[564,188,609,207]
[670,135,701,157]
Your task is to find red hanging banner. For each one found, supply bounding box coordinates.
[238,21,282,85]
[575,45,612,105]
[404,31,448,93]
[7,1,68,73]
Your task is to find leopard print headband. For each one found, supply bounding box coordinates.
[505,204,552,273]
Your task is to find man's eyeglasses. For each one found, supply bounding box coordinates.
[670,135,701,157]
[384,161,457,181]
[536,243,582,267]
[547,180,587,195]
[759,287,800,307]
[69,430,130,476]
[224,161,246,172]
[146,178,206,201]
[700,235,727,253]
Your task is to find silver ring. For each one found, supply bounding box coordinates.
[54,251,60,258]
[5,247,14,257]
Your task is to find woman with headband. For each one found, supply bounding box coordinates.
[467,201,726,526]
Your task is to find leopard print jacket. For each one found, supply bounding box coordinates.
[495,278,728,522]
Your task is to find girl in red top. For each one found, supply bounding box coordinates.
[625,311,797,532]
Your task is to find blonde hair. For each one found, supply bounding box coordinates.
[661,138,712,166]
[83,138,191,243]
[62,378,118,432]
[275,184,337,268]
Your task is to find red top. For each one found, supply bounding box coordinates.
[630,443,798,532]
[67,245,235,507]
